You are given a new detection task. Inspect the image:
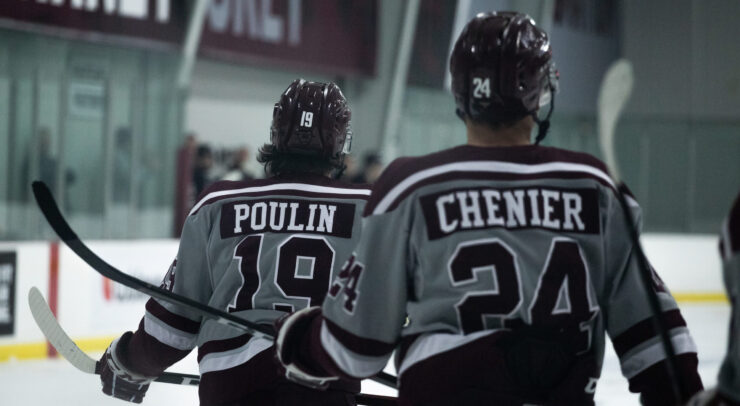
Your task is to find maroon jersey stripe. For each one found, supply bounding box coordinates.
[627,353,703,405]
[379,170,613,215]
[611,309,687,357]
[398,330,600,405]
[397,333,422,364]
[190,178,370,216]
[146,298,200,334]
[364,145,632,216]
[125,319,192,377]
[323,317,396,356]
[197,333,253,362]
[198,347,360,405]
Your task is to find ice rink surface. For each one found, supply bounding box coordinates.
[1,304,729,406]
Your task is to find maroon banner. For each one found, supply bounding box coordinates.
[202,0,377,75]
[0,0,377,76]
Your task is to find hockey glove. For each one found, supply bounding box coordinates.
[274,306,339,390]
[98,332,155,404]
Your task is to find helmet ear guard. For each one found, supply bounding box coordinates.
[532,62,559,145]
[538,63,559,108]
[342,123,353,155]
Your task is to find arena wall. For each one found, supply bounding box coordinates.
[0,234,727,362]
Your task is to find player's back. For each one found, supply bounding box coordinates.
[189,174,369,321]
[394,145,613,403]
[388,145,606,333]
[153,173,370,403]
[324,144,699,405]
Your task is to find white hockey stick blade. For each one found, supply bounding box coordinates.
[28,286,98,374]
[597,58,634,184]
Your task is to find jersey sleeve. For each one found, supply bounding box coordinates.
[297,161,412,379]
[601,190,703,404]
[122,206,213,376]
[717,191,740,403]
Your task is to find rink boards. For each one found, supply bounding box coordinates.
[0,234,727,362]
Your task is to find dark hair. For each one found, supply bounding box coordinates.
[196,145,212,158]
[257,144,345,177]
[362,152,381,167]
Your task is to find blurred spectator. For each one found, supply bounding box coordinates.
[193,144,214,198]
[351,152,383,184]
[36,128,58,191]
[173,134,197,237]
[22,127,57,196]
[221,147,254,181]
[112,127,132,203]
[23,127,75,200]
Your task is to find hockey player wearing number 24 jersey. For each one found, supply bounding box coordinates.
[276,12,703,406]
[97,79,370,405]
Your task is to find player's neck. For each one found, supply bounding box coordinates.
[465,118,533,147]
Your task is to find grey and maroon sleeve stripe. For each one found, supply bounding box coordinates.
[141,298,200,347]
[124,317,194,377]
[122,299,201,376]
[298,315,395,380]
[611,309,703,404]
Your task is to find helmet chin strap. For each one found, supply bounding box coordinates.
[533,92,555,145]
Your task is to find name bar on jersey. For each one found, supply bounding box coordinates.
[421,186,600,240]
[220,199,357,239]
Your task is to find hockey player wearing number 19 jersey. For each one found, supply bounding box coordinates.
[275,12,703,406]
[96,79,369,405]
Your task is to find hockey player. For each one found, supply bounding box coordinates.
[275,11,703,405]
[689,191,740,406]
[98,79,369,405]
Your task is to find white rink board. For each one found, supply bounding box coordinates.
[0,233,728,348]
[641,234,723,293]
[56,240,178,338]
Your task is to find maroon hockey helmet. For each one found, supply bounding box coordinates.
[450,11,558,142]
[270,79,352,160]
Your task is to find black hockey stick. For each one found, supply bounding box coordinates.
[31,181,399,391]
[29,286,396,406]
[597,59,683,401]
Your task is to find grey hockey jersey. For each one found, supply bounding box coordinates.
[303,145,703,405]
[718,191,740,404]
[122,174,370,405]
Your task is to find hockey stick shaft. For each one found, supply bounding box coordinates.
[597,59,683,401]
[31,181,399,390]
